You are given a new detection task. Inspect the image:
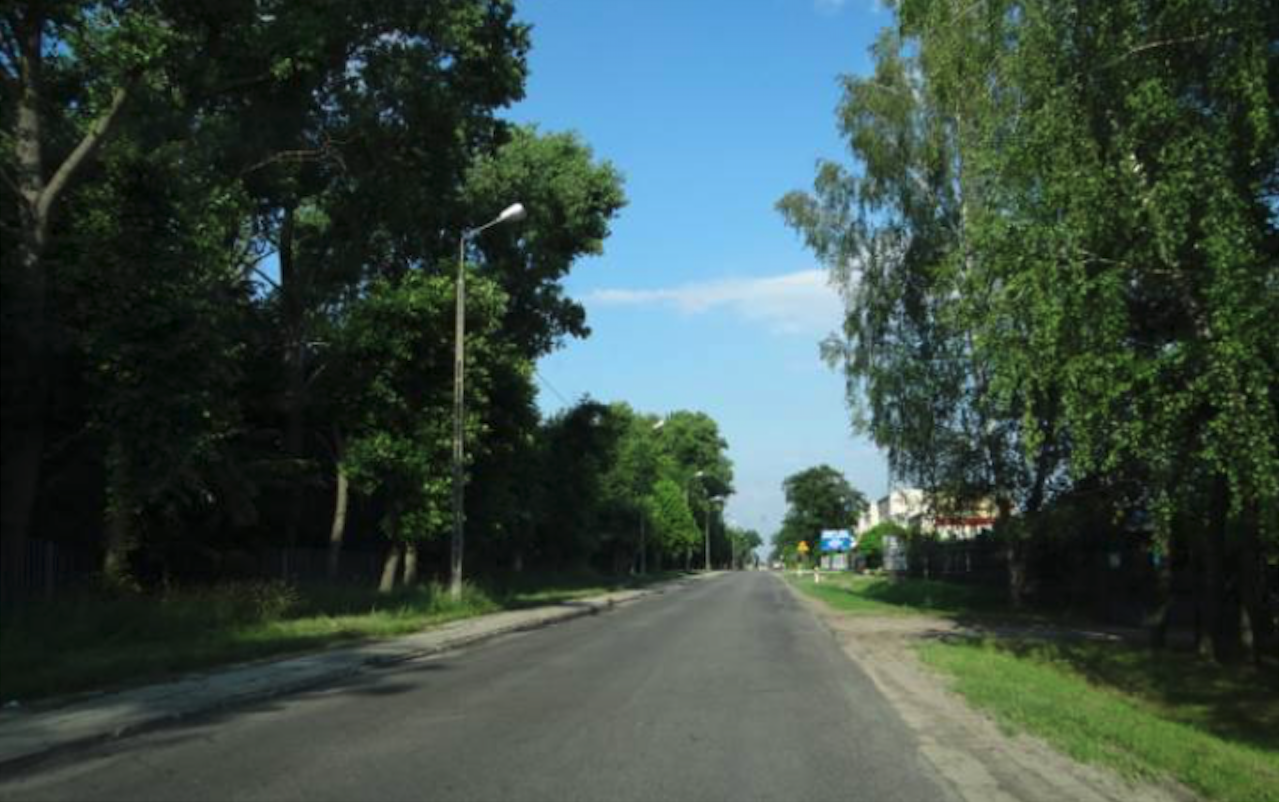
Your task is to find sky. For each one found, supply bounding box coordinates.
[503,0,893,544]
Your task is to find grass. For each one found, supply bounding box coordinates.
[787,571,1279,801]
[919,638,1279,802]
[0,570,685,704]
[786,572,1008,617]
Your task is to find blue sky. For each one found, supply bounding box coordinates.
[504,0,892,542]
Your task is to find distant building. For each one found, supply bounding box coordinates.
[856,488,999,541]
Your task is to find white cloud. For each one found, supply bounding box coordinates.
[813,0,848,14]
[813,0,886,15]
[586,269,844,336]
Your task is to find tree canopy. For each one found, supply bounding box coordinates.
[780,0,1277,661]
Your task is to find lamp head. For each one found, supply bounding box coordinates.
[497,202,526,224]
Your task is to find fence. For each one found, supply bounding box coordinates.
[1,542,390,606]
[897,534,1168,626]
[0,540,97,605]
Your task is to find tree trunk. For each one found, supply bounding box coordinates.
[279,205,307,548]
[326,435,349,581]
[1238,502,1276,665]
[4,14,133,589]
[2,19,51,588]
[639,513,647,575]
[1148,542,1174,650]
[402,542,419,586]
[102,443,139,591]
[378,544,402,594]
[1198,476,1243,664]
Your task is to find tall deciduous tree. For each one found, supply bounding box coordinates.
[783,0,1276,657]
[338,270,512,592]
[773,466,866,559]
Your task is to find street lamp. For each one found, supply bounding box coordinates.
[636,417,667,575]
[450,202,526,600]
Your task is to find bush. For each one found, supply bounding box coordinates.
[857,521,909,569]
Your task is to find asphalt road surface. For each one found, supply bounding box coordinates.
[0,573,955,802]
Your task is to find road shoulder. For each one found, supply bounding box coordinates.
[0,573,719,776]
[778,574,1198,802]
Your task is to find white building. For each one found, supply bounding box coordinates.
[857,488,998,541]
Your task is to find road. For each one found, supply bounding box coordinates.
[0,573,955,802]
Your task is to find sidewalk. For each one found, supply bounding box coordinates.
[0,574,712,773]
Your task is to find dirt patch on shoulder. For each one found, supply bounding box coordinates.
[785,581,1197,802]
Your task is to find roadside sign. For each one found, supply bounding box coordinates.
[797,541,810,554]
[820,529,855,552]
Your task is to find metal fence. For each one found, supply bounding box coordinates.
[897,535,1168,626]
[1,542,390,606]
[0,540,97,605]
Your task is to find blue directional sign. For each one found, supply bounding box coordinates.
[820,529,855,552]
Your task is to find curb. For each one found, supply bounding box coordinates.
[0,575,714,777]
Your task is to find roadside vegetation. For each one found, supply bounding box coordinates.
[779,0,1277,665]
[790,573,1279,802]
[921,639,1279,802]
[786,573,1005,618]
[0,571,687,703]
[0,2,777,705]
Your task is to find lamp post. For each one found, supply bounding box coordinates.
[637,418,666,575]
[450,202,526,601]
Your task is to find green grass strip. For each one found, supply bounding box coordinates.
[918,638,1279,802]
[0,571,686,703]
[786,572,1007,616]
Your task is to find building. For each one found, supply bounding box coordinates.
[856,488,999,541]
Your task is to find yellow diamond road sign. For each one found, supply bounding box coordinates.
[798,541,809,554]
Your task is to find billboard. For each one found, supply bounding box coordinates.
[819,529,854,552]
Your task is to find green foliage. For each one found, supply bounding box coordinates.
[789,574,1007,617]
[0,0,645,592]
[339,270,510,543]
[781,0,1278,656]
[0,579,497,702]
[0,568,693,702]
[772,465,866,558]
[727,527,764,568]
[646,478,700,557]
[920,639,1279,802]
[464,126,627,357]
[856,521,907,569]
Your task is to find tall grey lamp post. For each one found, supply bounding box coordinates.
[450,202,526,601]
[638,418,667,575]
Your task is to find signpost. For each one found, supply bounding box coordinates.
[819,529,855,574]
[819,529,855,552]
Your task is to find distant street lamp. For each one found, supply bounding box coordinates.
[450,202,526,600]
[637,417,666,575]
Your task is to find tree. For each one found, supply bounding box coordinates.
[856,521,906,570]
[778,12,1065,606]
[774,466,866,559]
[782,0,1277,657]
[727,527,763,570]
[645,478,699,568]
[596,405,669,574]
[59,131,249,587]
[1,0,207,581]
[338,270,511,591]
[463,125,626,359]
